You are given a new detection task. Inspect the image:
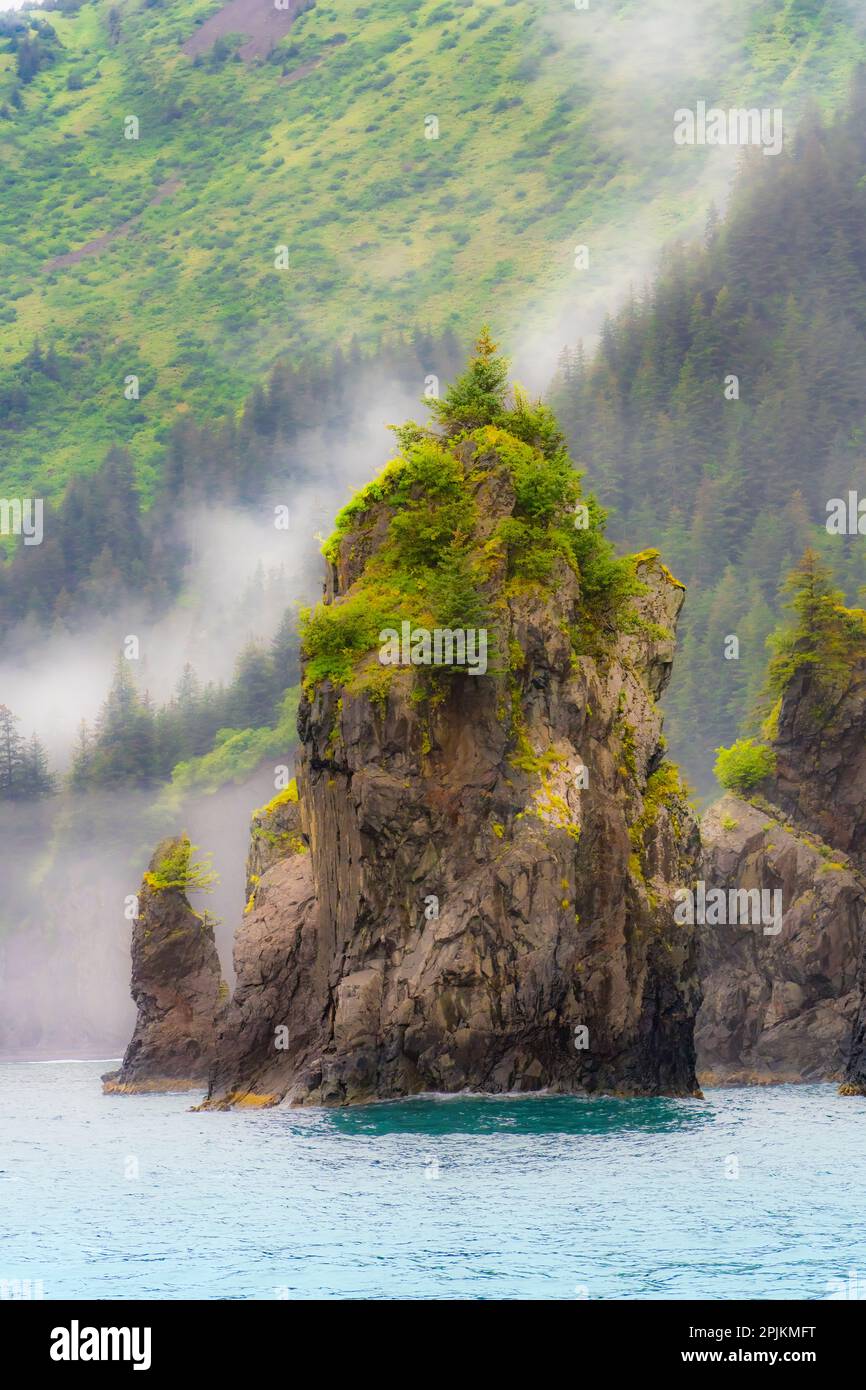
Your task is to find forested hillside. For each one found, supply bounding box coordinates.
[5,0,866,801]
[1,0,863,503]
[0,329,463,632]
[551,70,866,791]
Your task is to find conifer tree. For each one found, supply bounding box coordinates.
[0,704,26,798]
[230,643,277,729]
[69,719,92,791]
[270,609,300,695]
[0,708,54,799]
[79,658,157,788]
[427,327,509,433]
[23,733,55,797]
[766,549,866,706]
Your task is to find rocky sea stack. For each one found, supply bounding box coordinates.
[114,336,705,1106]
[201,337,704,1105]
[102,836,225,1093]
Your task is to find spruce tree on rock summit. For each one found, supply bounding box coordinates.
[766,548,866,710]
[427,326,510,433]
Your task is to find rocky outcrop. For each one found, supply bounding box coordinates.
[245,784,305,894]
[769,664,866,865]
[199,439,703,1105]
[102,837,226,1093]
[840,985,866,1093]
[697,795,864,1084]
[698,638,866,1088]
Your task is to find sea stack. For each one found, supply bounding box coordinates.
[103,836,226,1093]
[114,341,705,1106]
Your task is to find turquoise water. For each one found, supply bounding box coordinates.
[1,1061,864,1300]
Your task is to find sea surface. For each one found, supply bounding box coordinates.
[1,1061,864,1300]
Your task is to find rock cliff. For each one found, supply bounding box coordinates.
[114,341,705,1107]
[205,558,700,1106]
[203,342,708,1105]
[102,836,226,1093]
[697,795,864,1084]
[698,600,866,1087]
[768,664,866,863]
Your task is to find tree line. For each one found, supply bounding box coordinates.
[0,705,55,800]
[0,330,464,641]
[550,67,866,789]
[1,608,299,801]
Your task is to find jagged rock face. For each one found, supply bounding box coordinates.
[102,838,225,1093]
[769,665,866,867]
[697,796,865,1084]
[245,788,305,894]
[842,982,866,1093]
[206,511,702,1104]
[699,654,866,1090]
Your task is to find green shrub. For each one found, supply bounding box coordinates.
[305,334,652,694]
[144,835,218,893]
[713,738,775,794]
[300,592,396,689]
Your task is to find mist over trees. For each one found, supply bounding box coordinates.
[0,704,54,801]
[10,68,866,798]
[0,602,300,800]
[0,329,464,640]
[551,68,866,789]
[69,611,300,792]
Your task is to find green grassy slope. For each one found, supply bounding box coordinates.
[1,0,864,500]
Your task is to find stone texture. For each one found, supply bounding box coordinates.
[102,837,226,1093]
[245,788,305,894]
[697,795,864,1084]
[201,515,702,1106]
[698,639,866,1090]
[768,665,866,867]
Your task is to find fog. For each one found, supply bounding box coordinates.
[1,377,423,762]
[513,0,857,389]
[0,375,423,1057]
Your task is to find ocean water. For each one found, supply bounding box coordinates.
[1,1061,864,1301]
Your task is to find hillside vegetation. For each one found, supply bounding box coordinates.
[2,0,864,500]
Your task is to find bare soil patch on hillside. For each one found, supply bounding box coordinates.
[182,0,313,63]
[46,178,183,271]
